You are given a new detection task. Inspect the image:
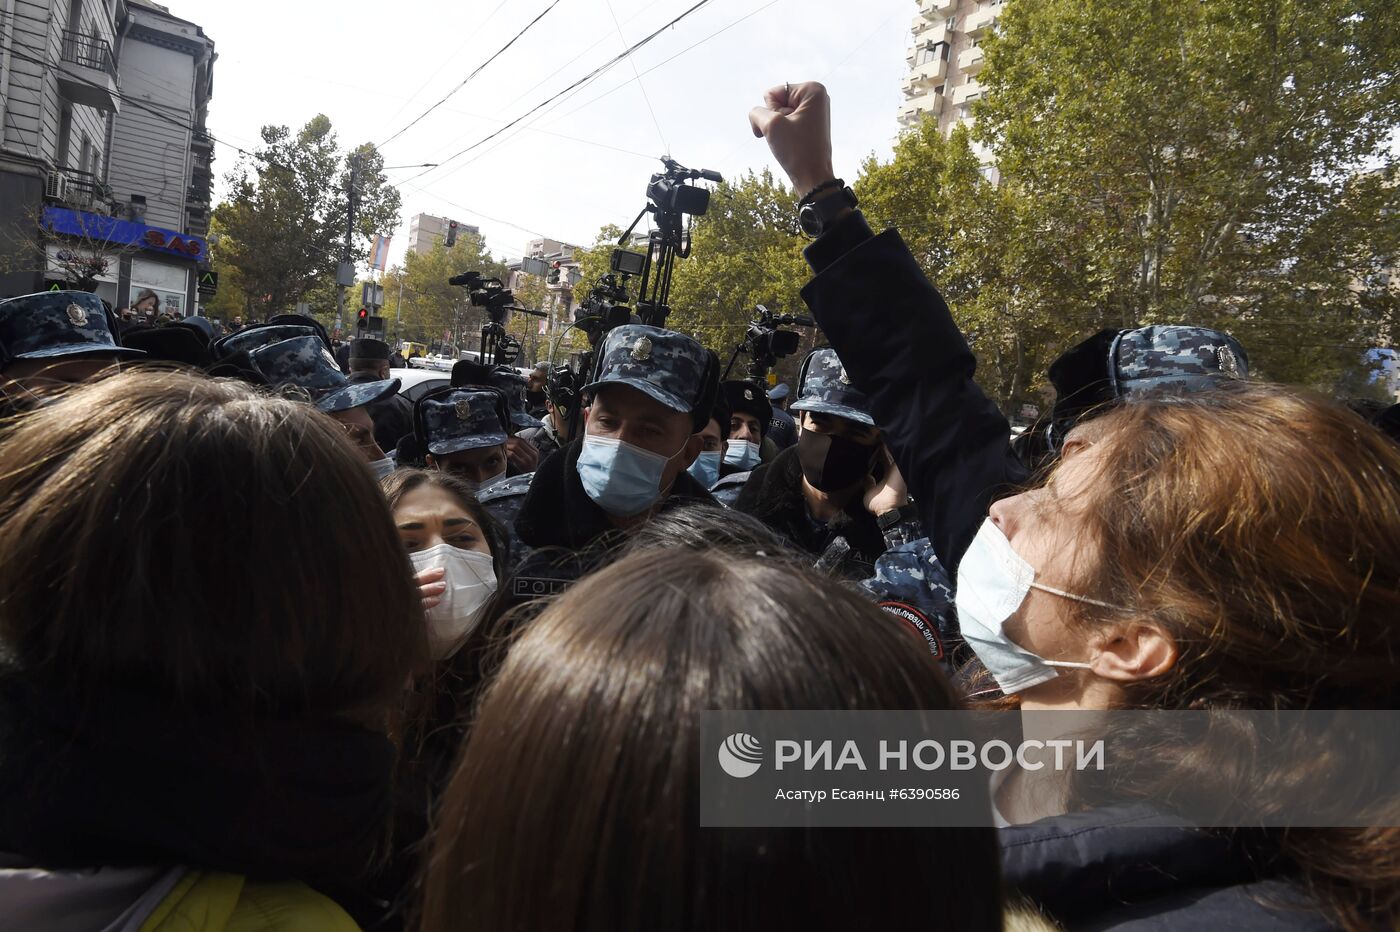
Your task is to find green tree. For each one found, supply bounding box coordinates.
[976,0,1400,391]
[388,233,507,352]
[211,115,402,320]
[857,121,1073,409]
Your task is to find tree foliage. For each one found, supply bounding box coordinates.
[210,115,402,320]
[976,0,1400,391]
[381,233,507,352]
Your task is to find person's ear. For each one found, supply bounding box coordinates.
[425,453,439,470]
[1088,622,1177,684]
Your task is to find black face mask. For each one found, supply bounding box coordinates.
[797,430,878,492]
[526,390,547,407]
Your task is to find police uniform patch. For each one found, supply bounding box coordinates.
[1217,345,1242,380]
[454,398,472,420]
[838,366,852,386]
[66,303,88,326]
[743,388,754,401]
[630,335,653,360]
[879,601,944,660]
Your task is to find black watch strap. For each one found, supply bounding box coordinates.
[799,186,858,237]
[877,502,919,532]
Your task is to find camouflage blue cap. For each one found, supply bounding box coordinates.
[211,323,321,361]
[249,335,400,414]
[484,367,543,431]
[789,348,874,427]
[1112,325,1248,398]
[420,388,508,456]
[583,324,707,414]
[0,290,143,366]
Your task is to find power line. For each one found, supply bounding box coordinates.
[401,0,718,187]
[376,0,569,150]
[427,0,781,190]
[386,0,513,123]
[542,0,783,130]
[602,0,668,155]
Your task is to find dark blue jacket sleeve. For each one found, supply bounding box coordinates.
[799,215,1030,572]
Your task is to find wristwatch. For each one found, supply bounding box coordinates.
[876,502,919,532]
[798,184,859,238]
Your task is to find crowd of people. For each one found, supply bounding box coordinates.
[0,82,1396,931]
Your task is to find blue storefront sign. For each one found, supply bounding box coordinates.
[41,206,208,261]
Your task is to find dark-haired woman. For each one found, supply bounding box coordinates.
[372,470,511,930]
[0,371,427,930]
[421,550,1007,931]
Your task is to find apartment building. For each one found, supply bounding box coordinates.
[897,0,1005,142]
[0,0,215,314]
[407,213,479,255]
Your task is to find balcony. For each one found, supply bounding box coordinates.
[958,45,986,74]
[951,80,984,107]
[57,31,120,113]
[898,90,944,128]
[191,130,214,152]
[911,14,951,42]
[910,56,948,88]
[925,0,958,14]
[964,5,1000,36]
[43,169,115,213]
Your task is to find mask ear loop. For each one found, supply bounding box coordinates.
[1028,582,1127,612]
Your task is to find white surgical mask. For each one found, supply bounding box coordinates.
[369,456,396,482]
[460,468,506,496]
[410,543,498,659]
[687,450,723,489]
[955,519,1123,694]
[723,439,762,471]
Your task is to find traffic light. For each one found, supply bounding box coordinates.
[357,308,369,331]
[547,260,561,285]
[445,220,458,247]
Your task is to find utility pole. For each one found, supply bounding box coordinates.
[335,153,360,331]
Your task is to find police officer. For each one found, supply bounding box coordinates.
[451,361,542,476]
[483,324,719,601]
[686,389,731,491]
[766,382,798,450]
[733,348,909,580]
[347,337,415,455]
[0,291,143,409]
[720,379,772,474]
[243,334,401,478]
[416,386,511,494]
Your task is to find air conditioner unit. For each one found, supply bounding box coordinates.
[45,171,68,201]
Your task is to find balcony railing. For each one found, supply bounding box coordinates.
[61,30,116,78]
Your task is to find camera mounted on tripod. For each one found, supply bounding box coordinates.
[724,304,815,383]
[448,269,545,367]
[572,273,633,348]
[617,156,722,330]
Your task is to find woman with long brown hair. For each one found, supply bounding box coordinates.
[954,385,1400,929]
[0,370,427,930]
[421,549,1006,931]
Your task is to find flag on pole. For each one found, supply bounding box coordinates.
[370,235,392,272]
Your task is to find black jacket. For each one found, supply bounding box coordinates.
[509,438,716,600]
[1002,804,1334,930]
[800,216,1030,573]
[733,444,885,579]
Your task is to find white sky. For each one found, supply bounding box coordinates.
[183,0,914,267]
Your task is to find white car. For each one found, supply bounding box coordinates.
[390,368,450,401]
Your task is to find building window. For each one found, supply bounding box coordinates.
[78,133,91,176]
[57,104,74,168]
[946,15,957,30]
[129,258,190,318]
